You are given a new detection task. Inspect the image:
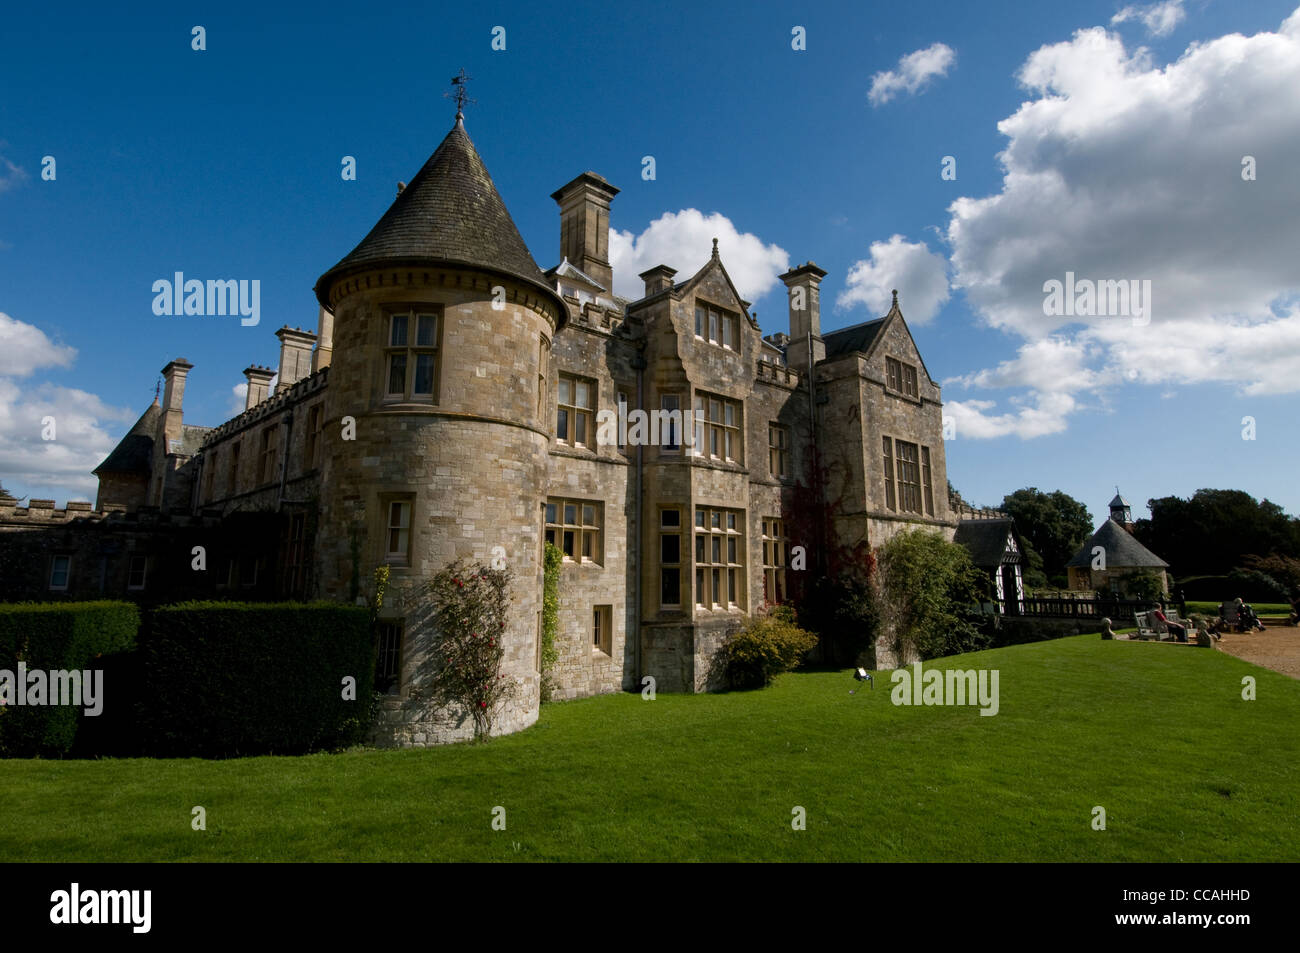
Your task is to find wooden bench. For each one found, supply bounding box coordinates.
[1134,610,1192,642]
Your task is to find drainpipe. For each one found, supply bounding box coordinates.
[806,330,823,568]
[277,408,294,512]
[632,342,647,685]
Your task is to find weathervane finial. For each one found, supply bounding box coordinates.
[445,68,476,122]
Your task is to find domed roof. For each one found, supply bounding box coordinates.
[314,118,565,325]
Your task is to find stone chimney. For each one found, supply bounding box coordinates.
[779,262,828,371]
[551,172,620,292]
[312,307,334,373]
[160,358,193,444]
[638,265,677,298]
[244,365,276,410]
[274,326,317,393]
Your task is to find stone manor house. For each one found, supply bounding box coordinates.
[0,113,961,744]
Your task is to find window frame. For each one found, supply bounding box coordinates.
[592,604,613,656]
[768,423,789,479]
[556,372,596,449]
[691,391,743,464]
[694,506,745,610]
[659,508,681,607]
[383,496,414,565]
[544,498,604,566]
[375,620,404,695]
[383,308,441,404]
[258,424,278,486]
[48,554,71,591]
[694,302,739,350]
[127,554,148,591]
[762,518,787,606]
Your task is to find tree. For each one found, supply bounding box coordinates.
[1135,489,1299,579]
[1000,488,1093,586]
[874,528,989,662]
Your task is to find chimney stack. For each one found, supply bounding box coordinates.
[779,262,828,371]
[161,358,193,418]
[312,306,334,373]
[638,265,677,298]
[275,326,317,393]
[551,172,620,293]
[244,365,276,410]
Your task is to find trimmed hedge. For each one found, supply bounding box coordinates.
[0,601,140,757]
[139,602,373,757]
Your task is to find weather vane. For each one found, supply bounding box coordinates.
[445,68,476,120]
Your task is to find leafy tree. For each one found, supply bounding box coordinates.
[1135,489,1299,578]
[873,529,989,662]
[1000,488,1094,585]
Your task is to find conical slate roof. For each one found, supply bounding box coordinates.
[93,401,160,475]
[314,118,563,322]
[1066,519,1168,569]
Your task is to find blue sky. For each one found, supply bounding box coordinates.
[2,0,1298,524]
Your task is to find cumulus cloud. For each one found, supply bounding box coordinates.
[0,377,135,506]
[608,209,788,304]
[836,235,950,324]
[0,311,77,377]
[944,10,1300,437]
[868,43,956,106]
[228,373,278,417]
[1111,0,1185,37]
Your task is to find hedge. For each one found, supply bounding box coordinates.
[137,602,373,757]
[0,601,140,757]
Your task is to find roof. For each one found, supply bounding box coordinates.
[548,257,607,292]
[823,317,887,358]
[1109,493,1130,508]
[1066,519,1169,569]
[314,118,565,324]
[93,402,160,475]
[954,519,1017,567]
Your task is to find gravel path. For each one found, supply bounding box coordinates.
[1216,624,1300,679]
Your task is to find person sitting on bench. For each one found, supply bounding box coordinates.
[1288,592,1299,627]
[1153,602,1187,642]
[1237,599,1265,631]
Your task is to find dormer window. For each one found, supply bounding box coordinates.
[886,357,919,398]
[694,303,739,351]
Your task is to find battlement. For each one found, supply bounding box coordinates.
[201,364,330,449]
[0,497,224,528]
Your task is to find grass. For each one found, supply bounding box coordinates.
[1,634,1297,862]
[1186,600,1291,617]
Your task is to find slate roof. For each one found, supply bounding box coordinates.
[314,118,564,323]
[955,519,1017,567]
[1066,519,1169,569]
[93,402,160,475]
[823,317,887,358]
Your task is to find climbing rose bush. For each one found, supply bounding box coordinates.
[425,559,515,740]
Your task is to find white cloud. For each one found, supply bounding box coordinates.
[1111,0,1185,37]
[944,391,1079,440]
[608,209,788,304]
[868,43,956,106]
[836,235,950,324]
[0,376,134,505]
[0,311,77,377]
[0,155,28,195]
[944,10,1300,438]
[228,373,278,417]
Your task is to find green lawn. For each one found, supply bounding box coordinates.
[1187,600,1291,617]
[1,634,1297,862]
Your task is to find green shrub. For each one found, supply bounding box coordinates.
[721,605,819,689]
[874,529,990,662]
[0,601,139,757]
[139,602,372,757]
[540,543,562,702]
